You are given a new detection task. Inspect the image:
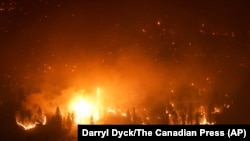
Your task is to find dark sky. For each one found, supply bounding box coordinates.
[0,0,250,125]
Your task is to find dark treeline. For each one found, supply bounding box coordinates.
[0,80,234,141]
[6,104,222,141]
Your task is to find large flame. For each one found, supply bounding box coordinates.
[16,116,47,130]
[16,121,37,130]
[15,86,228,131]
[68,88,100,124]
[198,106,220,125]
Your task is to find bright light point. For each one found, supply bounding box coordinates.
[200,117,215,125]
[121,113,127,117]
[214,107,220,113]
[224,104,230,109]
[170,103,174,107]
[157,21,161,25]
[42,116,47,125]
[107,108,116,114]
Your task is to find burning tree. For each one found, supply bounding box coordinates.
[14,84,231,139]
[15,105,46,130]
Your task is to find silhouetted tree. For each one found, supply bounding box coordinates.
[195,112,200,125]
[37,106,42,117]
[26,109,32,121]
[35,106,44,124]
[180,112,186,124]
[207,103,214,124]
[44,106,65,141]
[163,112,170,124]
[126,109,132,123]
[65,113,73,130]
[54,106,63,129]
[172,110,178,124]
[131,107,140,124]
[156,104,167,124]
[187,104,193,124]
[90,115,94,124]
[71,112,75,123]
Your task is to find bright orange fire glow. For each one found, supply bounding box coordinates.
[198,106,217,125]
[68,88,100,124]
[16,121,37,130]
[200,117,215,125]
[42,116,47,125]
[15,86,228,130]
[16,116,47,130]
[213,107,221,114]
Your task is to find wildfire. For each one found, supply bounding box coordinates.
[42,116,47,125]
[15,85,229,129]
[200,117,208,125]
[198,106,219,125]
[68,88,100,124]
[16,116,47,130]
[16,121,37,130]
[200,117,215,125]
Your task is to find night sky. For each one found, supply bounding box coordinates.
[0,0,250,132]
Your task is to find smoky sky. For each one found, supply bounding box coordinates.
[0,0,250,124]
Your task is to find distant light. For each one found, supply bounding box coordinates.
[157,21,161,26]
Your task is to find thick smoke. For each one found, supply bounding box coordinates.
[12,43,233,122]
[1,0,248,124]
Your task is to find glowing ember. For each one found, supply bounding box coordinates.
[213,107,221,114]
[121,112,127,117]
[42,116,47,125]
